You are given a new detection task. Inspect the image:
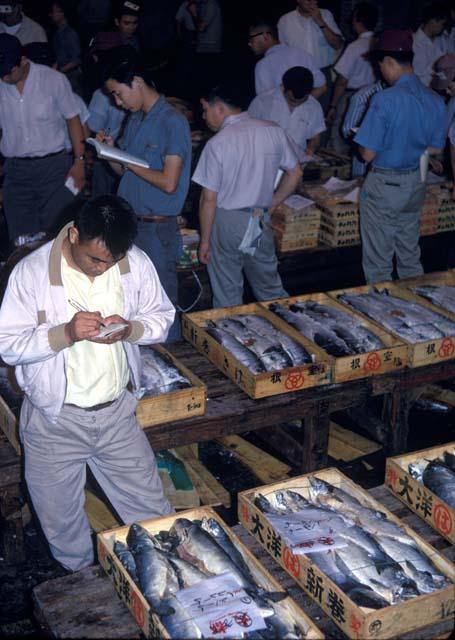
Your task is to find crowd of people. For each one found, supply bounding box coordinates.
[0,0,454,573]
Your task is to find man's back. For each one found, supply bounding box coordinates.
[255,43,324,94]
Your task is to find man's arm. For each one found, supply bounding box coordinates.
[66,114,86,190]
[198,187,218,264]
[312,84,327,99]
[306,133,321,155]
[326,74,348,123]
[125,155,184,193]
[358,146,376,163]
[309,7,343,50]
[271,163,303,212]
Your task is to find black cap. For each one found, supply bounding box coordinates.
[0,33,24,77]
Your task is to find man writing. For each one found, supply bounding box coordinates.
[0,195,175,571]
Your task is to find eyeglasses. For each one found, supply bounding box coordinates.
[248,31,271,42]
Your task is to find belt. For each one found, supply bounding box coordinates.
[136,214,173,223]
[65,399,117,412]
[238,207,268,213]
[371,166,419,175]
[14,149,68,161]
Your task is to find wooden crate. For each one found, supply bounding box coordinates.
[302,149,352,182]
[238,468,455,640]
[318,232,360,248]
[328,282,455,367]
[182,304,331,399]
[0,394,20,455]
[260,293,407,382]
[97,507,324,640]
[135,345,206,427]
[395,271,455,321]
[385,442,455,544]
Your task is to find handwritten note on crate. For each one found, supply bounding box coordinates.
[266,508,348,554]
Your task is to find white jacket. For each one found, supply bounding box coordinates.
[0,224,175,422]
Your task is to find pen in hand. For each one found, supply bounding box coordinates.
[68,299,106,327]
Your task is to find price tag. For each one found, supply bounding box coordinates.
[266,509,348,554]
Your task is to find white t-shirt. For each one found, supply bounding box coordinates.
[334,32,375,89]
[413,27,445,86]
[248,89,326,161]
[255,43,326,95]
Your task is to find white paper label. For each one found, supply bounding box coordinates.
[323,176,359,193]
[266,509,348,554]
[283,195,315,210]
[175,573,267,638]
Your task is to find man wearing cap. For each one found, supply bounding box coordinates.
[192,83,302,308]
[248,66,326,161]
[354,30,446,284]
[0,34,86,244]
[0,1,47,45]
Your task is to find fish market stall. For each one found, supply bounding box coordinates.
[31,486,455,639]
[96,508,324,639]
[386,442,455,544]
[238,469,455,639]
[260,293,408,383]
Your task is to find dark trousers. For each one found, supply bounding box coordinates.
[3,152,74,242]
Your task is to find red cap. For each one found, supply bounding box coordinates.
[373,29,413,54]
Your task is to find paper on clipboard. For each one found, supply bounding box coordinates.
[86,138,150,169]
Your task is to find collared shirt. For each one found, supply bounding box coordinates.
[0,13,47,44]
[355,73,447,169]
[413,27,445,86]
[118,95,191,216]
[87,89,127,139]
[0,62,79,158]
[53,23,81,68]
[255,43,326,95]
[334,32,375,89]
[196,0,222,53]
[192,112,299,209]
[248,89,325,161]
[61,256,130,407]
[277,9,342,68]
[64,94,89,151]
[435,26,455,54]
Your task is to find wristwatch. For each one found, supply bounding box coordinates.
[75,154,86,161]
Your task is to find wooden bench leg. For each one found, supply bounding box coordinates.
[383,387,422,455]
[0,484,25,564]
[301,400,330,473]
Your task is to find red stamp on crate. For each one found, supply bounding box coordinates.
[283,546,300,578]
[363,352,381,372]
[131,590,145,627]
[240,503,250,524]
[434,503,453,536]
[438,338,454,358]
[284,370,304,390]
[386,466,398,489]
[350,613,362,637]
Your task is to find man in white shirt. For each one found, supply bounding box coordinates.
[0,1,47,44]
[192,83,302,308]
[0,35,86,244]
[328,2,378,152]
[248,18,326,98]
[248,66,326,161]
[413,2,448,86]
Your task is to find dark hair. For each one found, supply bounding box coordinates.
[353,2,379,31]
[102,47,156,87]
[249,18,278,41]
[282,66,314,99]
[115,3,140,21]
[74,195,137,258]
[374,50,414,65]
[24,41,56,66]
[422,2,450,23]
[202,82,247,110]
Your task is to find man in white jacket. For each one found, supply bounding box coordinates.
[0,194,175,571]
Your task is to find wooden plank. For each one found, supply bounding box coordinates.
[0,394,20,456]
[255,425,304,468]
[421,384,455,408]
[216,435,291,484]
[328,421,382,461]
[173,446,230,508]
[84,489,120,533]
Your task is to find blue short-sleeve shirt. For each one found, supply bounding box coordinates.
[118,96,192,216]
[354,73,446,170]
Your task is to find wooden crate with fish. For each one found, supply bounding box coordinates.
[133,345,206,427]
[238,468,455,640]
[259,293,408,383]
[385,442,455,545]
[301,149,352,182]
[395,270,455,321]
[182,304,331,399]
[328,283,455,368]
[97,507,324,639]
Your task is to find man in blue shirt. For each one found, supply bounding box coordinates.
[100,53,192,341]
[355,30,446,284]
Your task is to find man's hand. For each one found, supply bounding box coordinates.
[95,130,115,146]
[91,314,132,344]
[307,1,323,24]
[198,240,211,264]
[326,106,337,125]
[67,160,85,191]
[65,311,104,343]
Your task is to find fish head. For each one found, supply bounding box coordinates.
[200,517,222,538]
[254,493,273,513]
[169,518,193,543]
[126,522,154,550]
[308,477,333,504]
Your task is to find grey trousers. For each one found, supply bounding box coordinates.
[21,391,172,571]
[3,152,75,242]
[208,207,287,308]
[360,167,426,284]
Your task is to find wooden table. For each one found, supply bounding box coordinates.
[31,486,455,639]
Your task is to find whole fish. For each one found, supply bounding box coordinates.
[375,535,452,594]
[411,284,455,314]
[334,541,419,605]
[113,540,139,584]
[139,349,190,397]
[160,594,203,639]
[422,458,455,507]
[201,517,256,581]
[338,525,387,563]
[205,322,265,373]
[167,554,209,588]
[346,585,390,609]
[126,523,179,615]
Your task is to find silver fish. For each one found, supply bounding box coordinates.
[201,517,256,582]
[160,594,203,639]
[411,285,455,314]
[205,322,265,373]
[139,348,190,397]
[423,458,455,507]
[408,461,426,482]
[114,540,139,584]
[167,554,209,588]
